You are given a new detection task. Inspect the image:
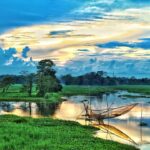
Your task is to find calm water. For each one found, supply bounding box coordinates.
[0,91,150,150]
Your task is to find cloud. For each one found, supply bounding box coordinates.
[77,49,89,52]
[75,0,150,14]
[22,46,30,58]
[57,58,150,78]
[97,38,150,49]
[49,30,73,36]
[0,47,36,75]
[0,48,17,64]
[0,0,149,33]
[0,0,149,77]
[0,18,149,61]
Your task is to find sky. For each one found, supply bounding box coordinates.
[0,0,150,77]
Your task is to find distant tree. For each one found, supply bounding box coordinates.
[97,71,107,78]
[61,74,73,85]
[61,71,150,86]
[36,59,62,97]
[0,76,15,93]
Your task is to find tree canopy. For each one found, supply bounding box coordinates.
[36,59,62,96]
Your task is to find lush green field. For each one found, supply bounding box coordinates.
[0,84,150,103]
[61,85,115,96]
[0,115,137,150]
[113,85,150,95]
[62,85,150,96]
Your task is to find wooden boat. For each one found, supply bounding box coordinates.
[93,123,136,144]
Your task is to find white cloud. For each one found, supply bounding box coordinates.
[75,6,105,14]
[105,7,150,23]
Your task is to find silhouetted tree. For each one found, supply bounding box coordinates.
[61,71,150,86]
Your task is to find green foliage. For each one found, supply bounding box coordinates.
[36,59,62,96]
[44,92,62,103]
[22,73,35,97]
[61,72,150,86]
[0,76,15,93]
[0,115,137,150]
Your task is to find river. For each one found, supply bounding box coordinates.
[0,91,150,150]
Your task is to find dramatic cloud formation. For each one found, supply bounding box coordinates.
[0,47,36,75]
[0,0,150,77]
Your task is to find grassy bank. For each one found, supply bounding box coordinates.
[0,115,137,150]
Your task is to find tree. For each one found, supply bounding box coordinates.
[20,71,35,97]
[36,59,62,97]
[61,74,73,85]
[97,71,107,78]
[0,76,14,93]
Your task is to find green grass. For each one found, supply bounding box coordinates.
[0,84,150,103]
[0,84,62,103]
[61,85,116,96]
[0,115,138,150]
[61,85,150,96]
[113,85,150,95]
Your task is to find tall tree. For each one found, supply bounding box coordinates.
[36,59,62,97]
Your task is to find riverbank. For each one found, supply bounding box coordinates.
[0,115,137,150]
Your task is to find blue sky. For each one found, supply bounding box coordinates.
[0,0,150,77]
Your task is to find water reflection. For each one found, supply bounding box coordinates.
[0,91,150,150]
[53,101,83,121]
[0,102,58,118]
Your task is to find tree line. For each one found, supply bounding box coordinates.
[61,71,150,86]
[0,63,150,95]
